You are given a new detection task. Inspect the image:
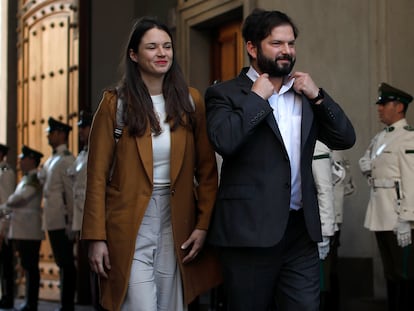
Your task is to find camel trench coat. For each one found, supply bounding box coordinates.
[81,88,222,311]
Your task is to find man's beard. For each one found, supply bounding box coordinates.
[256,50,295,77]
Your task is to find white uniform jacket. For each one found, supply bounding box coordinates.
[332,150,354,226]
[0,160,16,238]
[67,147,88,231]
[38,144,75,231]
[312,141,335,236]
[360,118,414,231]
[0,161,16,204]
[6,169,44,240]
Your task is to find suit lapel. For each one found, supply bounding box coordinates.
[238,70,287,152]
[265,113,283,142]
[301,94,314,150]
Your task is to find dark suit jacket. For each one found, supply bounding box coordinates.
[205,67,356,247]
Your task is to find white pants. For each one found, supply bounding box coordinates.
[121,187,187,311]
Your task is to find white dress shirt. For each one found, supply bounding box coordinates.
[247,66,303,210]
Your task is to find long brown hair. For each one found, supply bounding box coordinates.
[117,17,194,137]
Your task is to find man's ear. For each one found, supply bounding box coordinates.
[395,102,405,114]
[129,49,138,63]
[246,41,257,60]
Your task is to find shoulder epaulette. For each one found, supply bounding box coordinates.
[403,125,414,131]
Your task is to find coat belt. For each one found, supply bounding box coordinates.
[368,177,397,188]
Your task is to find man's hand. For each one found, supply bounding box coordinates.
[181,229,207,264]
[289,71,320,101]
[358,158,372,177]
[88,241,111,278]
[318,236,331,260]
[393,220,412,247]
[251,73,275,100]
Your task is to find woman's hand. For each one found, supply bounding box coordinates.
[181,229,207,264]
[88,240,111,278]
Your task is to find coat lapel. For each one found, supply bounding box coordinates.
[170,122,187,188]
[136,126,153,184]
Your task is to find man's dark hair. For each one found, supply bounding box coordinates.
[242,9,299,48]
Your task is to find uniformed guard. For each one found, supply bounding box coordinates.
[312,141,335,261]
[359,82,414,311]
[2,145,44,311]
[67,111,92,235]
[38,117,76,311]
[67,110,93,305]
[312,141,336,310]
[0,143,16,310]
[313,141,353,311]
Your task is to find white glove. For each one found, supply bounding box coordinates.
[358,157,372,176]
[393,220,412,247]
[318,236,330,260]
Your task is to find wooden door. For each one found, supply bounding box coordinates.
[210,20,244,84]
[18,1,79,156]
[16,0,80,301]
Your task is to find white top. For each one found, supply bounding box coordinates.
[151,94,171,187]
[247,66,303,210]
[312,141,335,236]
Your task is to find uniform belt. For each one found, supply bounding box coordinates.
[369,178,396,188]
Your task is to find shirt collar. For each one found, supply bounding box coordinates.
[246,66,294,95]
[385,118,407,132]
[53,144,67,154]
[24,168,38,176]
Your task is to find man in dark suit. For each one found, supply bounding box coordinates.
[205,8,356,311]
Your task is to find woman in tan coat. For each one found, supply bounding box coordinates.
[81,17,221,311]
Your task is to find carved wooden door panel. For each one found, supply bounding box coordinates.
[16,0,79,301]
[18,0,79,156]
